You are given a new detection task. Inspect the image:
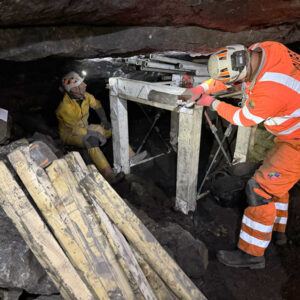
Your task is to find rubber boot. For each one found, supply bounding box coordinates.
[217,249,265,269]
[88,147,124,185]
[273,232,288,246]
[100,166,125,185]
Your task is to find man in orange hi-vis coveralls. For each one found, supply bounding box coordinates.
[179,42,300,269]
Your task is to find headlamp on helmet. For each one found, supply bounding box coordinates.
[208,44,250,84]
[62,71,84,92]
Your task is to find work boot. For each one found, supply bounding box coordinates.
[130,150,148,166]
[106,171,125,186]
[273,232,288,246]
[217,249,265,269]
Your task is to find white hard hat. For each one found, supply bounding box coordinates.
[62,71,84,92]
[208,45,250,84]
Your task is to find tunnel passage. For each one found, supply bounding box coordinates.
[0,40,300,300]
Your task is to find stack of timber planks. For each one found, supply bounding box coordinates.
[0,142,207,300]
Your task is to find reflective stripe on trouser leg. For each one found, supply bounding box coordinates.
[253,139,300,234]
[88,147,110,171]
[273,194,289,232]
[238,202,276,256]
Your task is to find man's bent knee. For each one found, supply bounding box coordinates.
[246,178,273,206]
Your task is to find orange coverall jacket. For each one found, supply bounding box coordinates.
[205,41,300,256]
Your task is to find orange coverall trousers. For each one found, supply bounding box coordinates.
[238,138,300,256]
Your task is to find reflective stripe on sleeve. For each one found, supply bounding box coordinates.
[259,72,300,94]
[275,203,288,211]
[240,230,271,248]
[233,109,243,126]
[201,79,212,92]
[242,215,273,233]
[242,105,265,124]
[275,216,287,224]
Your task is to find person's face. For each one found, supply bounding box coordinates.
[70,81,87,98]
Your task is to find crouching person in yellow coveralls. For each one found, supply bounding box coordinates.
[56,71,146,184]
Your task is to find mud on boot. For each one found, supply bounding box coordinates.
[217,249,265,269]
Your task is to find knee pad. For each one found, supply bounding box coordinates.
[83,136,99,149]
[245,178,272,206]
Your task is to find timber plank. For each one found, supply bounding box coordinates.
[46,158,134,300]
[66,154,147,300]
[8,147,110,300]
[0,161,95,300]
[81,170,207,300]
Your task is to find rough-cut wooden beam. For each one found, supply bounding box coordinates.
[0,161,95,300]
[109,77,203,213]
[88,164,157,300]
[80,172,207,300]
[109,77,186,112]
[109,91,130,174]
[233,126,257,164]
[131,246,178,300]
[65,153,149,299]
[8,147,111,300]
[176,106,203,213]
[46,158,134,300]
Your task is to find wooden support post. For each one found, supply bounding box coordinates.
[109,89,130,174]
[80,172,207,300]
[108,77,203,214]
[170,111,179,152]
[0,161,95,300]
[176,106,203,214]
[233,126,257,164]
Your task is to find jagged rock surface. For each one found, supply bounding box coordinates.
[0,0,299,60]
[0,207,57,295]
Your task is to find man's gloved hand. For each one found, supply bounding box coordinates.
[178,86,205,107]
[195,94,215,107]
[102,120,111,130]
[83,129,107,147]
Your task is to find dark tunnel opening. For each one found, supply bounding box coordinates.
[0,40,300,300]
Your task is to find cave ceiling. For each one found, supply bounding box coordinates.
[0,0,299,61]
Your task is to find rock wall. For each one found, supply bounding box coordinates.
[0,0,299,61]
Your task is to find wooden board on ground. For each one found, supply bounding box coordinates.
[46,158,134,300]
[81,167,207,300]
[8,147,110,300]
[0,161,95,300]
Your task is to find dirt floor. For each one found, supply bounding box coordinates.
[112,151,300,300]
[59,103,300,300]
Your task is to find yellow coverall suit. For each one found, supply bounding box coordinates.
[56,92,111,172]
